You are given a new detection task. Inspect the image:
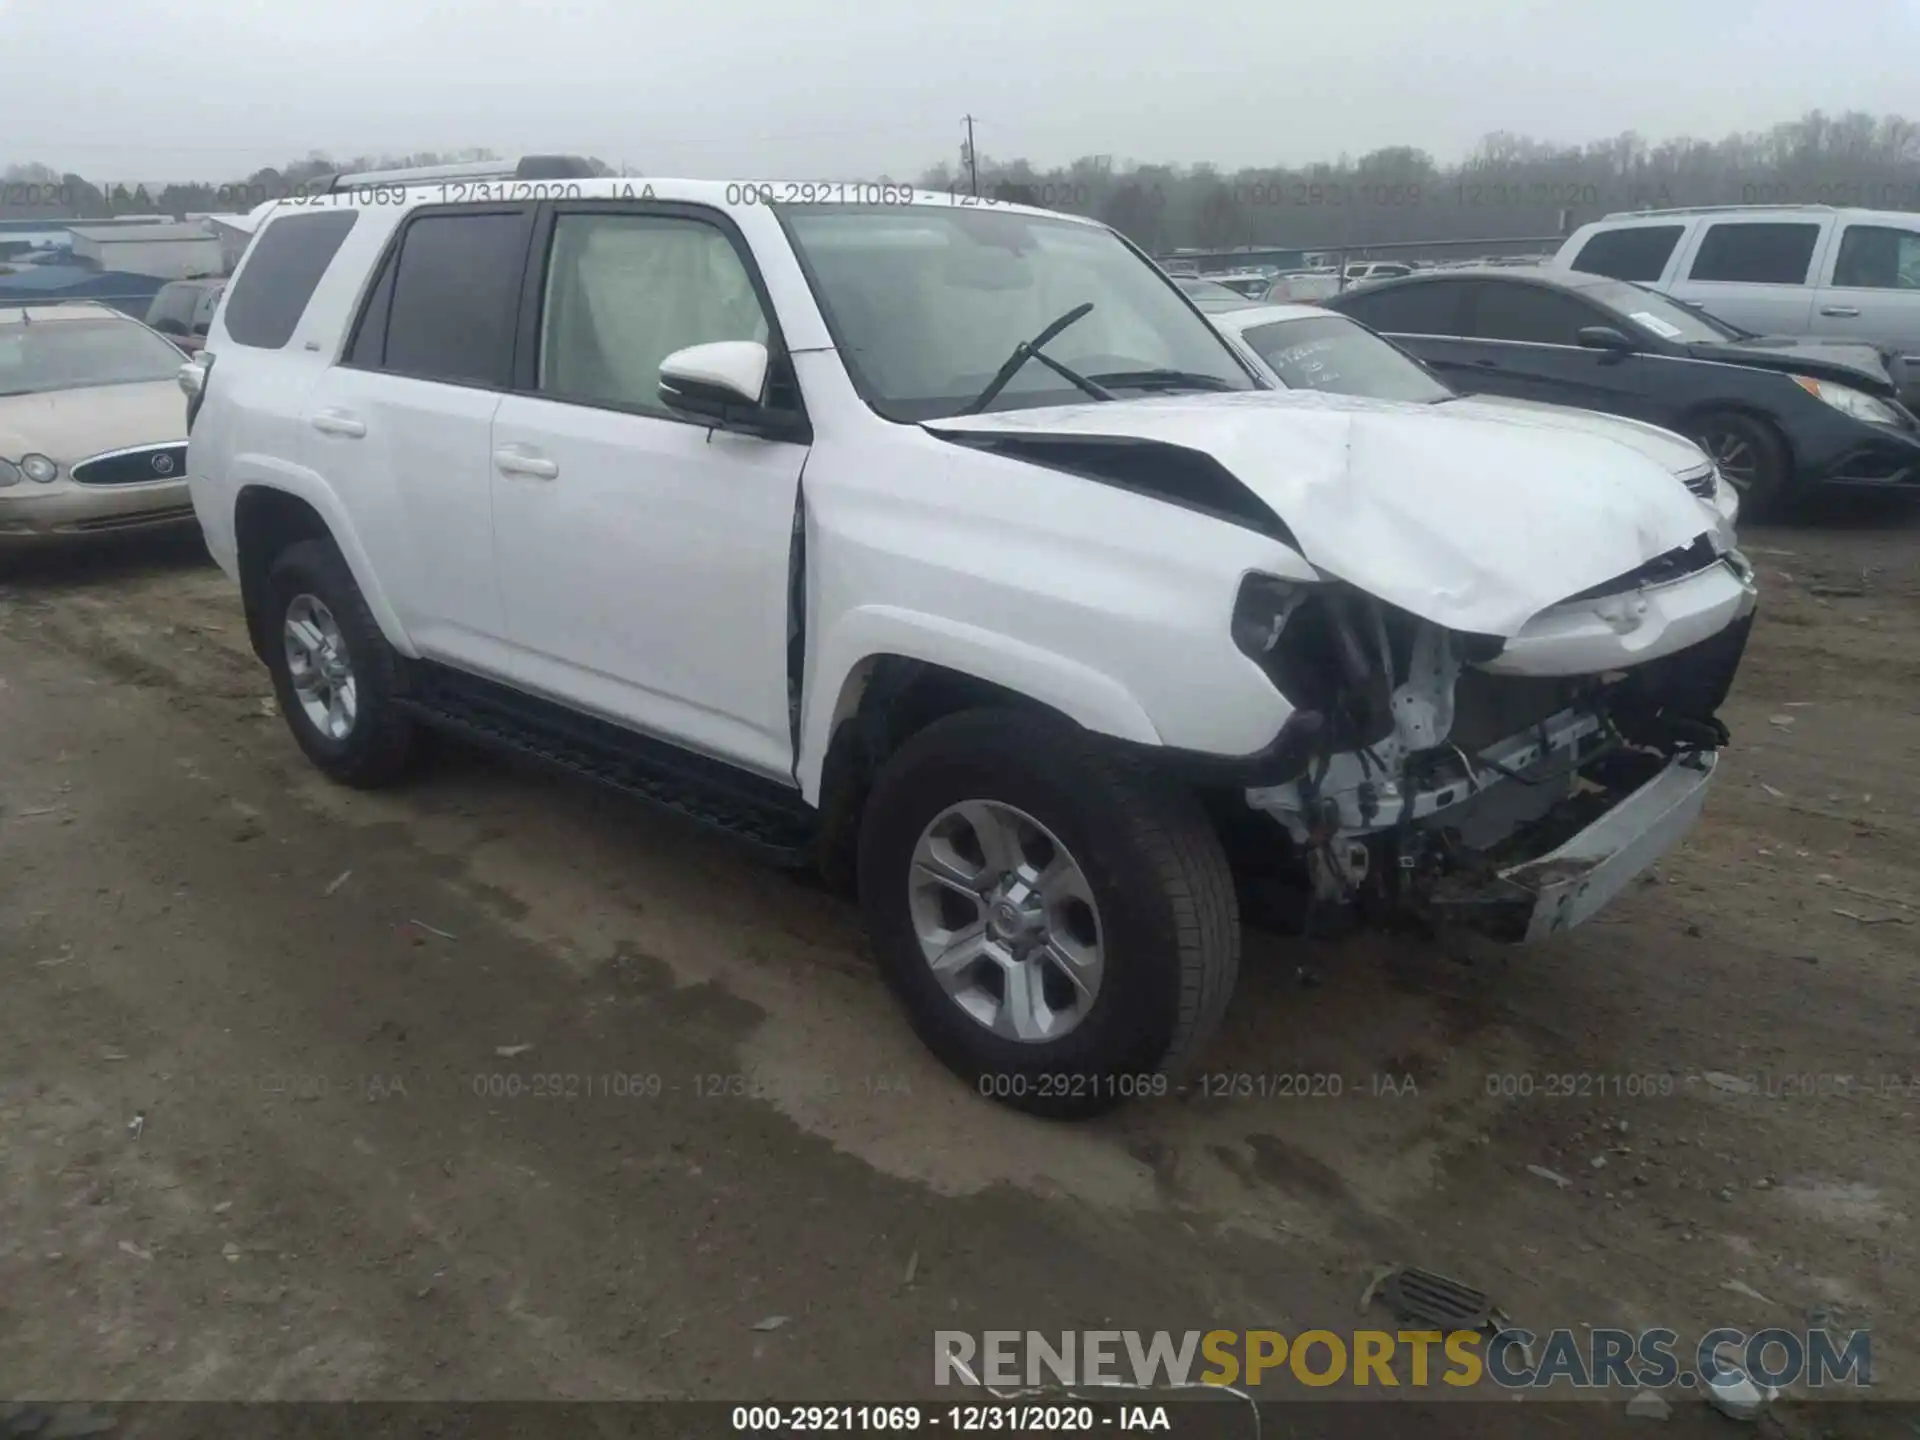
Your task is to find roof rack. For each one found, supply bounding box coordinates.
[323,154,599,193]
[1600,202,1840,220]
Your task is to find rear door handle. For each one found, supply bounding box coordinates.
[310,410,366,438]
[494,447,559,480]
[1821,305,1861,318]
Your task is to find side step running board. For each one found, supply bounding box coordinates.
[397,661,817,865]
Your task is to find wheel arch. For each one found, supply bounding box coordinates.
[799,609,1163,802]
[801,631,1162,893]
[231,480,413,664]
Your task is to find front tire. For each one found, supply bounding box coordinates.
[263,537,416,788]
[857,709,1239,1119]
[1688,410,1792,517]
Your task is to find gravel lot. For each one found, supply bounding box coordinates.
[2,509,1915,1426]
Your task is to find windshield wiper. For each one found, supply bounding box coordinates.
[1084,368,1238,393]
[961,303,1114,415]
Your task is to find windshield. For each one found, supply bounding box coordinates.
[1581,279,1742,344]
[0,317,184,396]
[781,206,1256,420]
[1239,313,1452,403]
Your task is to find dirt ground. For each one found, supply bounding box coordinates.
[2,506,1916,1427]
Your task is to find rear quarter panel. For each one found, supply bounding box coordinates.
[189,201,415,650]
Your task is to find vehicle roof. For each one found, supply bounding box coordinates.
[0,301,131,326]
[1593,203,1914,223]
[1337,265,1621,294]
[1210,303,1337,331]
[249,179,1106,230]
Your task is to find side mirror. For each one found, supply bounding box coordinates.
[1577,325,1636,352]
[659,341,771,427]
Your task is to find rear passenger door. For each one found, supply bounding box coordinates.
[488,202,810,783]
[1812,220,1920,364]
[1668,218,1826,336]
[310,204,535,677]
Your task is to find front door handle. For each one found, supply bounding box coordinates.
[310,410,366,438]
[1821,305,1861,318]
[494,447,559,480]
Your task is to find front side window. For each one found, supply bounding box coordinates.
[1465,282,1594,345]
[1579,278,1741,343]
[1831,225,1920,290]
[537,213,771,414]
[1569,224,1684,283]
[1240,314,1450,403]
[0,317,185,396]
[783,205,1255,420]
[1687,222,1820,285]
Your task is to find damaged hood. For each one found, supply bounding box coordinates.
[927,390,1713,636]
[1686,335,1899,393]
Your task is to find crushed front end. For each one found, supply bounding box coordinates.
[1233,542,1758,942]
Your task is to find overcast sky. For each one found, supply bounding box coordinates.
[3,0,1918,182]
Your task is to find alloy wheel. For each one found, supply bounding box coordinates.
[283,594,357,741]
[1704,431,1758,492]
[907,800,1105,1042]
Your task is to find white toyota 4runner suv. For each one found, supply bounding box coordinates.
[184,158,1758,1117]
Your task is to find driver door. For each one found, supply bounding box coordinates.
[490,203,810,783]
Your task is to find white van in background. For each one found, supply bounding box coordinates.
[1550,205,1920,384]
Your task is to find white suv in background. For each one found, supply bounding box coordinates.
[1551,205,1920,379]
[183,158,1756,1116]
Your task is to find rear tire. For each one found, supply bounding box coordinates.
[1687,410,1792,517]
[857,708,1239,1119]
[262,537,416,788]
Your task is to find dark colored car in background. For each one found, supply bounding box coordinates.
[143,278,225,355]
[1325,267,1920,512]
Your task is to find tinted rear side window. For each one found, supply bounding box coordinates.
[1335,280,1469,336]
[1570,225,1683,282]
[222,211,358,349]
[1687,222,1820,285]
[378,210,530,387]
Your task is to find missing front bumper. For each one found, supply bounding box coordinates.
[1430,748,1718,942]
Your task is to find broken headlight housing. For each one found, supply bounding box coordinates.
[1230,573,1312,660]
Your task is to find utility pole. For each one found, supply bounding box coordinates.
[962,115,979,196]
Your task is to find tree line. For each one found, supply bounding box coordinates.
[0,151,622,222]
[928,110,1920,255]
[5,111,1917,255]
